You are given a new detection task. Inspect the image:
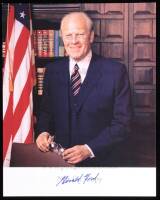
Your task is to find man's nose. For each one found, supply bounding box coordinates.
[70,35,78,43]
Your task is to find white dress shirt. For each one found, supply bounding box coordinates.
[69,50,95,158]
[69,50,92,83]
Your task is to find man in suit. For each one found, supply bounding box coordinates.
[36,12,132,167]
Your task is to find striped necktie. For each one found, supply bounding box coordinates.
[71,64,81,96]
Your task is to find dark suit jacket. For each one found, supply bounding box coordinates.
[36,53,132,166]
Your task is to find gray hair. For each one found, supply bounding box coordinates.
[60,12,94,32]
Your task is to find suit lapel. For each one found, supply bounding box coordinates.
[76,54,102,112]
[57,57,70,86]
[54,57,70,115]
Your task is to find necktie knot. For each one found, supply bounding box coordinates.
[74,64,79,71]
[71,64,81,96]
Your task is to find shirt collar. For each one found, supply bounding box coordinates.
[69,50,92,72]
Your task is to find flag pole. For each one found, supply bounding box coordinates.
[29,3,36,142]
[6,4,14,92]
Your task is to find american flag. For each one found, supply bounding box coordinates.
[3,3,35,166]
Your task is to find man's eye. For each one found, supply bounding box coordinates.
[66,34,71,37]
[78,34,84,36]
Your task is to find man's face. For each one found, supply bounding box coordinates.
[61,15,94,62]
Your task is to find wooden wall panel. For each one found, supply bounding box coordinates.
[84,2,156,141]
[32,4,81,21]
[101,19,123,39]
[134,112,155,127]
[134,20,153,38]
[101,43,123,60]
[83,3,124,15]
[129,3,156,131]
[134,90,154,108]
[82,3,102,14]
[134,67,153,85]
[83,3,128,68]
[134,43,154,62]
[133,3,156,15]
[103,3,124,14]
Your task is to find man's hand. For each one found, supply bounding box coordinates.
[36,132,52,152]
[62,145,91,164]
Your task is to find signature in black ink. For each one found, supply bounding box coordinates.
[56,173,100,186]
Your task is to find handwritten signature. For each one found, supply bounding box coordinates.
[56,173,100,186]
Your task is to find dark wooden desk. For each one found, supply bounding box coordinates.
[10,143,74,167]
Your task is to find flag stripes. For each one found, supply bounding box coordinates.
[3,3,34,166]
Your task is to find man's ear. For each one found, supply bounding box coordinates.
[90,31,94,43]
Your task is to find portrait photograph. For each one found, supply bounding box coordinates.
[2,2,156,197]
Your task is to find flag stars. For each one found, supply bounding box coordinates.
[20,11,26,18]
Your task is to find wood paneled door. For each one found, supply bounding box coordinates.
[83,2,156,166]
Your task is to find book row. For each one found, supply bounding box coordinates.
[36,67,46,95]
[33,29,66,57]
[2,30,66,58]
